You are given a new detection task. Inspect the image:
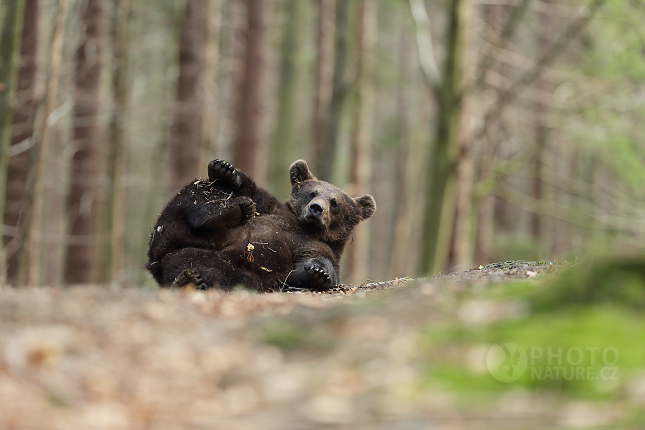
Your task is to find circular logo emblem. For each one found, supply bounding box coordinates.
[486,342,528,383]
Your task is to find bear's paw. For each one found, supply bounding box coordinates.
[170,268,208,290]
[304,260,334,290]
[208,159,241,188]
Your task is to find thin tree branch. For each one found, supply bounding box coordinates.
[476,0,591,19]
[494,182,645,233]
[478,0,607,139]
[408,0,442,91]
[475,0,532,91]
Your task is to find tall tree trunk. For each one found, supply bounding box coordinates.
[200,0,219,167]
[389,28,415,277]
[346,0,375,284]
[319,0,350,182]
[64,0,104,284]
[269,0,301,199]
[472,4,502,266]
[312,0,335,176]
[234,0,268,181]
[446,5,476,271]
[4,0,37,284]
[15,0,67,285]
[168,0,208,191]
[97,0,131,283]
[418,0,472,275]
[530,0,553,255]
[0,0,25,283]
[214,0,239,162]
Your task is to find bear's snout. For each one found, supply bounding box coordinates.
[309,203,324,217]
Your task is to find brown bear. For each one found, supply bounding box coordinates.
[146,159,376,291]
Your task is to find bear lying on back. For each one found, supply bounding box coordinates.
[146,159,376,291]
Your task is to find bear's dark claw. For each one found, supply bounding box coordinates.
[304,261,334,290]
[208,159,241,188]
[171,269,207,290]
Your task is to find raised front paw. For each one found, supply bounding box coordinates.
[208,159,241,188]
[304,260,334,290]
[170,268,208,290]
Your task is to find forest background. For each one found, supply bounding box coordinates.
[0,0,643,288]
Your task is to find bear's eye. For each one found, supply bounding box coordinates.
[308,192,317,199]
[330,198,338,208]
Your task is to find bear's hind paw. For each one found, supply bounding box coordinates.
[171,269,208,290]
[304,261,334,290]
[208,159,241,188]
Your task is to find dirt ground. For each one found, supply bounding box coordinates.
[1,260,610,430]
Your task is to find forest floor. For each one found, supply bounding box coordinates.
[1,259,644,430]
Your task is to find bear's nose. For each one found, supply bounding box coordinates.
[309,203,324,217]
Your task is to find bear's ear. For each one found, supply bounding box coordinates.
[354,195,376,220]
[289,159,316,186]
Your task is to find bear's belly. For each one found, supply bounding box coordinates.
[217,215,296,276]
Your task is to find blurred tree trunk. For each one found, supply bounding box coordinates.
[472,2,526,265]
[0,0,25,282]
[446,107,474,271]
[97,0,131,283]
[473,4,504,266]
[389,29,415,277]
[168,0,208,191]
[64,0,104,284]
[312,0,335,176]
[551,144,574,255]
[346,0,375,284]
[214,0,237,161]
[15,0,67,285]
[473,129,496,265]
[319,0,350,182]
[446,6,476,272]
[4,0,37,284]
[234,0,268,180]
[0,0,23,152]
[200,0,219,166]
[530,0,553,255]
[411,0,472,275]
[269,0,301,199]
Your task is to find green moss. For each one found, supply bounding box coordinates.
[261,314,338,353]
[419,256,645,403]
[420,305,645,400]
[263,320,311,350]
[531,255,645,312]
[483,280,537,300]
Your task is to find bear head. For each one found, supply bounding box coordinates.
[287,159,376,244]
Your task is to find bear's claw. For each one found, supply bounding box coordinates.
[304,261,334,289]
[208,159,241,188]
[171,269,207,290]
[240,200,256,222]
